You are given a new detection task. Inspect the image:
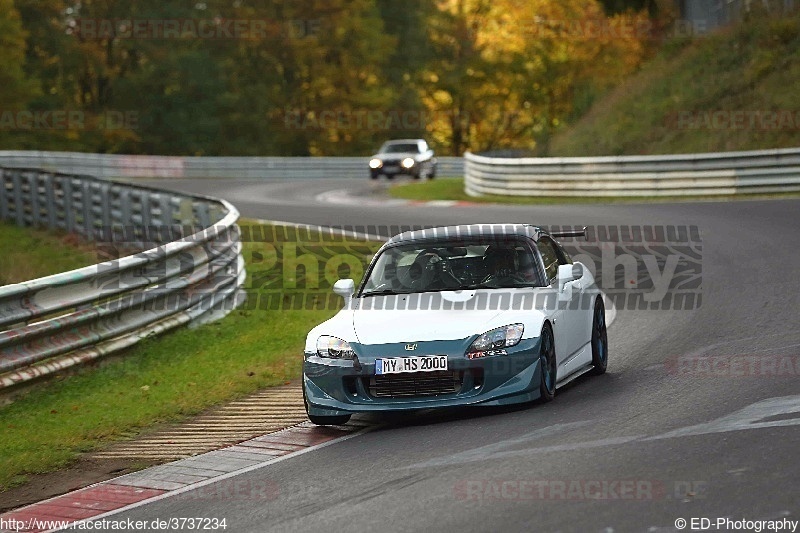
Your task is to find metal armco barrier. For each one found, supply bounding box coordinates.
[0,151,465,180]
[0,168,246,389]
[464,147,800,197]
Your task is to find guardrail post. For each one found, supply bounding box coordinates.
[44,173,57,230]
[0,169,8,221]
[63,177,75,233]
[11,170,24,226]
[99,181,112,236]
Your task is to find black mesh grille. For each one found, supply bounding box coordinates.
[368,371,463,398]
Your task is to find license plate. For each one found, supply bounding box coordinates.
[384,165,399,172]
[375,355,448,375]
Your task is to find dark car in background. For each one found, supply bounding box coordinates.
[369,139,437,180]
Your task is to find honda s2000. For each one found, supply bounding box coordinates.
[303,224,609,425]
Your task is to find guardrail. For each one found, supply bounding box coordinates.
[0,167,245,389]
[0,151,465,180]
[464,147,800,197]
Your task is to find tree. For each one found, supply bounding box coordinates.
[0,0,38,148]
[421,0,650,155]
[5,0,652,156]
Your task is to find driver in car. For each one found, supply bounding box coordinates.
[483,246,538,285]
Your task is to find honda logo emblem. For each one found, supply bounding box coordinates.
[404,343,417,351]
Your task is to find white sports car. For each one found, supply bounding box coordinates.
[303,224,608,425]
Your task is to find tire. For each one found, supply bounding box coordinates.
[386,173,395,180]
[303,379,351,426]
[427,165,436,179]
[538,323,556,402]
[590,297,609,375]
[370,172,381,180]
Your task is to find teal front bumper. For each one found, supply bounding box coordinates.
[303,337,542,417]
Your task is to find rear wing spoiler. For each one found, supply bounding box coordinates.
[550,227,587,240]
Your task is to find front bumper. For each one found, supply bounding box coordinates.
[303,337,542,416]
[370,166,417,178]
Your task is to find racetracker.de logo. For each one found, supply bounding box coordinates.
[71,18,322,40]
[453,479,667,501]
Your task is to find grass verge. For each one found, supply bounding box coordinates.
[0,220,377,491]
[548,12,800,156]
[388,177,800,204]
[0,222,98,285]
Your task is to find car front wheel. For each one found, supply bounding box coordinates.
[590,297,608,375]
[539,323,556,402]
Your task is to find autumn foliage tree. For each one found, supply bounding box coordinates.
[2,0,653,155]
[421,0,651,155]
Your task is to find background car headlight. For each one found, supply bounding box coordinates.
[316,335,356,359]
[401,157,415,168]
[467,324,524,353]
[369,158,383,169]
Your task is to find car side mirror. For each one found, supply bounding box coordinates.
[333,279,355,299]
[557,264,579,291]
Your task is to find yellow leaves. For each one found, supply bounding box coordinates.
[432,90,454,106]
[421,0,652,153]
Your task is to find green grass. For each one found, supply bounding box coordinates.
[548,12,800,156]
[0,221,378,491]
[388,177,800,204]
[0,222,98,285]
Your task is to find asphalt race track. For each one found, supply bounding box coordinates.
[122,178,799,532]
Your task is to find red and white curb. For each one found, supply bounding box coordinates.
[0,421,371,533]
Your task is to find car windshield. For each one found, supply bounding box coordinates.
[360,238,544,296]
[380,143,420,154]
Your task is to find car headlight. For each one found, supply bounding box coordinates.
[467,324,524,356]
[369,158,383,169]
[316,335,356,359]
[401,157,415,168]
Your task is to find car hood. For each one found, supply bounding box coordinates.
[353,309,501,344]
[304,290,549,352]
[348,291,541,344]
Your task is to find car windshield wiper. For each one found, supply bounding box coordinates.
[442,283,495,291]
[360,289,411,297]
[448,282,534,290]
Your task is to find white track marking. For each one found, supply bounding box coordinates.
[404,395,800,469]
[250,218,385,241]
